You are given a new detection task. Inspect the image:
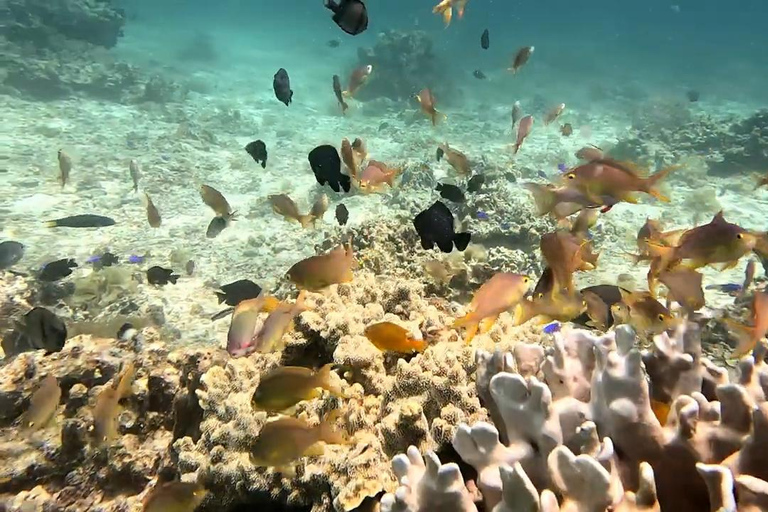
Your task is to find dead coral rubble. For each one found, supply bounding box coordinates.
[383,323,768,511]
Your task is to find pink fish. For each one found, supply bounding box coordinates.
[514,115,533,154]
[358,160,400,192]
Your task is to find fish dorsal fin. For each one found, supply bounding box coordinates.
[595,159,647,177]
[710,210,726,225]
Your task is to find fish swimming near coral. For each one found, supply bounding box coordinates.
[45,214,116,228]
[332,75,348,114]
[658,267,705,314]
[617,289,676,335]
[269,194,314,228]
[358,160,400,192]
[540,231,598,297]
[416,88,444,126]
[544,103,566,126]
[509,46,534,74]
[206,214,234,239]
[2,307,67,357]
[251,363,345,413]
[215,279,262,306]
[146,266,179,286]
[0,241,25,269]
[453,273,531,343]
[199,184,234,217]
[142,481,208,512]
[724,291,768,357]
[364,322,427,353]
[324,0,368,36]
[432,0,469,27]
[251,292,309,354]
[436,144,470,175]
[309,194,329,226]
[413,201,471,253]
[273,68,293,106]
[466,174,485,193]
[513,289,586,326]
[249,413,347,472]
[340,138,360,180]
[39,258,78,281]
[345,65,373,97]
[142,192,162,228]
[129,159,140,192]
[335,203,349,226]
[436,183,465,203]
[308,145,351,193]
[91,361,135,446]
[226,294,281,357]
[561,159,678,204]
[514,115,533,154]
[245,140,268,168]
[287,242,356,291]
[18,375,60,432]
[58,149,72,187]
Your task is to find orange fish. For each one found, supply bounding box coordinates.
[514,115,533,154]
[562,159,677,204]
[540,231,599,298]
[575,145,604,161]
[416,88,444,126]
[618,289,676,335]
[513,289,585,326]
[523,182,618,219]
[269,194,314,228]
[649,212,757,272]
[740,259,756,297]
[287,242,356,292]
[452,273,531,343]
[508,46,534,74]
[364,322,427,353]
[358,160,400,192]
[345,65,373,97]
[650,399,671,424]
[227,294,282,357]
[725,292,768,357]
[432,0,468,26]
[658,267,705,314]
[544,103,565,125]
[437,143,470,175]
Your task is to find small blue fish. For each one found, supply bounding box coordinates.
[128,255,145,264]
[86,255,101,264]
[705,283,742,293]
[557,163,568,172]
[543,321,561,334]
[477,211,489,220]
[537,170,547,179]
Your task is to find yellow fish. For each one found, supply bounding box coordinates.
[19,375,60,432]
[364,322,427,353]
[142,481,207,512]
[252,364,345,413]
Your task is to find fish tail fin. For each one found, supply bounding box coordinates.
[431,111,438,126]
[409,337,428,352]
[454,232,471,251]
[513,142,521,154]
[316,363,346,398]
[215,292,227,304]
[644,165,679,202]
[451,312,478,330]
[522,183,557,216]
[298,214,315,229]
[169,275,179,285]
[261,295,281,313]
[44,220,57,228]
[723,318,756,357]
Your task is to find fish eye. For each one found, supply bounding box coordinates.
[657,313,665,321]
[566,174,575,180]
[736,233,743,239]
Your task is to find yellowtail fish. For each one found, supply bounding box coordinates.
[269,194,314,228]
[251,363,345,413]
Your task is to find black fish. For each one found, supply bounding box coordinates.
[147,266,179,285]
[215,279,262,306]
[335,203,349,226]
[0,241,24,269]
[39,258,77,281]
[324,0,368,36]
[466,174,485,193]
[332,75,348,114]
[436,183,465,203]
[473,70,486,80]
[327,39,341,48]
[308,145,351,193]
[436,147,444,161]
[206,215,234,239]
[1,307,67,357]
[245,140,268,168]
[413,201,471,253]
[273,68,293,106]
[45,214,115,228]
[686,89,700,102]
[481,29,489,49]
[101,252,119,267]
[185,260,195,275]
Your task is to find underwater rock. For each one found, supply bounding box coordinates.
[354,30,458,103]
[1,307,67,357]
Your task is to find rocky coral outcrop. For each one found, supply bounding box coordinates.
[354,30,458,104]
[384,323,768,511]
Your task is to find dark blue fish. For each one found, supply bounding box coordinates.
[543,321,561,334]
[705,283,742,293]
[558,163,568,172]
[128,255,145,264]
[477,211,489,220]
[86,255,101,264]
[537,170,547,179]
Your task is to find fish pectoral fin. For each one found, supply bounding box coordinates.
[304,442,326,458]
[479,315,498,334]
[719,260,740,271]
[463,323,479,345]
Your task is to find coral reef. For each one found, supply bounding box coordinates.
[384,323,768,511]
[611,107,768,177]
[354,30,458,103]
